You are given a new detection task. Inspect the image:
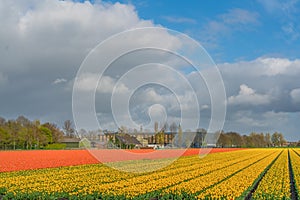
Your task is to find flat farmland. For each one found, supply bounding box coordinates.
[0,148,240,172]
[0,148,299,199]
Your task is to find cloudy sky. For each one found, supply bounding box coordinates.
[0,0,299,141]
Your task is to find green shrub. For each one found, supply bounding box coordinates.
[44,143,66,150]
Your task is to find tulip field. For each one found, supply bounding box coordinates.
[0,148,299,199]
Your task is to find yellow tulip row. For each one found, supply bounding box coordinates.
[163,150,280,195]
[0,149,286,199]
[113,150,268,197]
[0,164,136,195]
[290,149,300,195]
[197,149,281,199]
[252,149,290,200]
[94,149,257,196]
[107,148,257,174]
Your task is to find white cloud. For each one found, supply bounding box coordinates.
[258,57,300,76]
[98,76,117,93]
[0,0,160,127]
[220,8,259,25]
[257,0,300,43]
[73,73,98,92]
[228,84,271,105]
[73,73,129,94]
[0,0,156,72]
[282,22,300,41]
[220,57,300,77]
[236,114,266,127]
[200,104,210,110]
[130,87,198,116]
[234,110,288,128]
[200,8,259,47]
[257,0,298,14]
[17,1,148,36]
[219,57,300,122]
[263,111,289,122]
[52,78,67,85]
[162,16,197,24]
[260,57,291,75]
[148,104,167,124]
[291,88,300,103]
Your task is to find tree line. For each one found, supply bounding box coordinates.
[0,116,297,150]
[0,116,75,150]
[216,131,288,148]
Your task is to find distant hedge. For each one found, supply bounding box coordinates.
[44,143,66,149]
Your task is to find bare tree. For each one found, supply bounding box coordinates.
[32,120,41,148]
[16,115,31,127]
[77,128,87,139]
[161,122,168,132]
[154,121,158,133]
[63,120,75,138]
[265,133,272,147]
[271,132,280,146]
[169,122,178,133]
[7,120,18,150]
[0,116,6,126]
[278,133,286,146]
[178,124,183,147]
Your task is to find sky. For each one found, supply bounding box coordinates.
[0,0,299,141]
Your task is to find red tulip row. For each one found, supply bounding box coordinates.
[0,148,243,172]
